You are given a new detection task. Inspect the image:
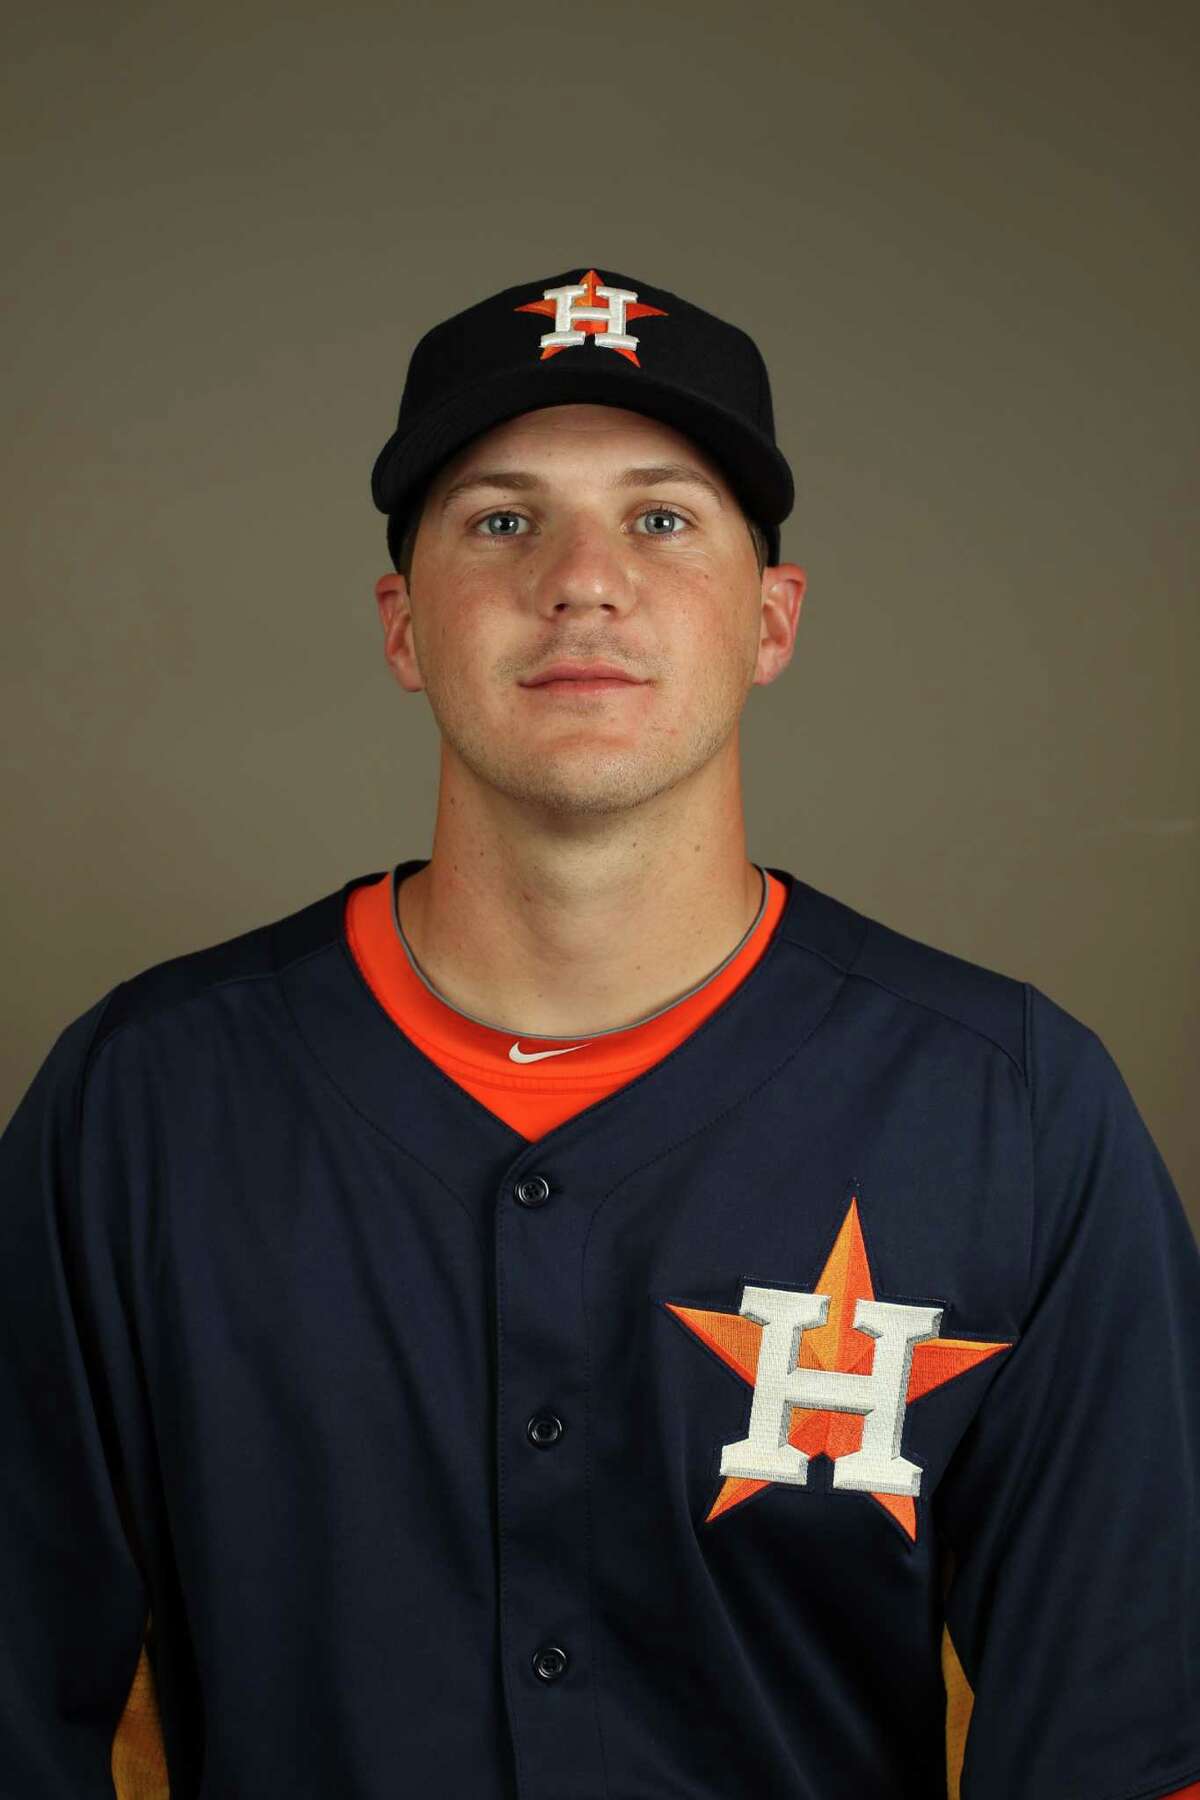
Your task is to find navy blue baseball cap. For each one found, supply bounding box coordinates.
[370,266,795,568]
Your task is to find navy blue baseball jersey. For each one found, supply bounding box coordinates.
[2,859,1198,1799]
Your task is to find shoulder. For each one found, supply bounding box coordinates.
[770,866,1099,1091]
[81,871,386,1063]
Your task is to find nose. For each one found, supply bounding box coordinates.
[532,515,636,619]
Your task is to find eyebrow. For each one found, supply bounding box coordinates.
[438,463,725,514]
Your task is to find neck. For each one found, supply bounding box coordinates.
[395,757,764,1038]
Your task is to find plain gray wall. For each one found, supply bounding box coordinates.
[3,0,1196,1233]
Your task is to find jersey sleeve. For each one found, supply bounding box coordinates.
[936,981,1200,1800]
[0,992,154,1795]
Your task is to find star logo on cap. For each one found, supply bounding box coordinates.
[515,267,667,367]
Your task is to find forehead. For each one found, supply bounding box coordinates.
[431,403,731,493]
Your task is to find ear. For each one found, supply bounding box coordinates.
[753,562,807,687]
[374,572,425,693]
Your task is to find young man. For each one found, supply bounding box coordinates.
[2,267,1197,1799]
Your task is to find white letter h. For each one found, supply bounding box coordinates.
[717,1285,943,1497]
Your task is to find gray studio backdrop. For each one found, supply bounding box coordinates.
[3,0,1196,1227]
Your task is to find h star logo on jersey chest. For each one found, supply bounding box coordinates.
[664,1196,1013,1543]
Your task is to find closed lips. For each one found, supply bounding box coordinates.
[523,663,644,684]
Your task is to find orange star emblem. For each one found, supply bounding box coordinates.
[514,267,667,366]
[665,1195,1012,1542]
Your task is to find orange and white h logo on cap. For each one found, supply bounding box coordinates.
[515,267,668,367]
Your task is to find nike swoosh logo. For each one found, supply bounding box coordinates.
[509,1041,590,1063]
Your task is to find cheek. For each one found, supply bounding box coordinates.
[411,583,468,661]
[686,590,760,680]
[415,592,502,703]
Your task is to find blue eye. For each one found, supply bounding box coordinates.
[637,507,689,535]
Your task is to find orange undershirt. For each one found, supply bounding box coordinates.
[344,863,789,1141]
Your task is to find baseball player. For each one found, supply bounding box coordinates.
[2,266,1197,1799]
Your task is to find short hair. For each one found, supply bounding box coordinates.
[386,484,770,582]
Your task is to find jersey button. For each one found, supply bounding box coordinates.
[515,1174,551,1207]
[532,1644,569,1682]
[526,1412,563,1448]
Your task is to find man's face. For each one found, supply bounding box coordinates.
[375,403,803,821]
